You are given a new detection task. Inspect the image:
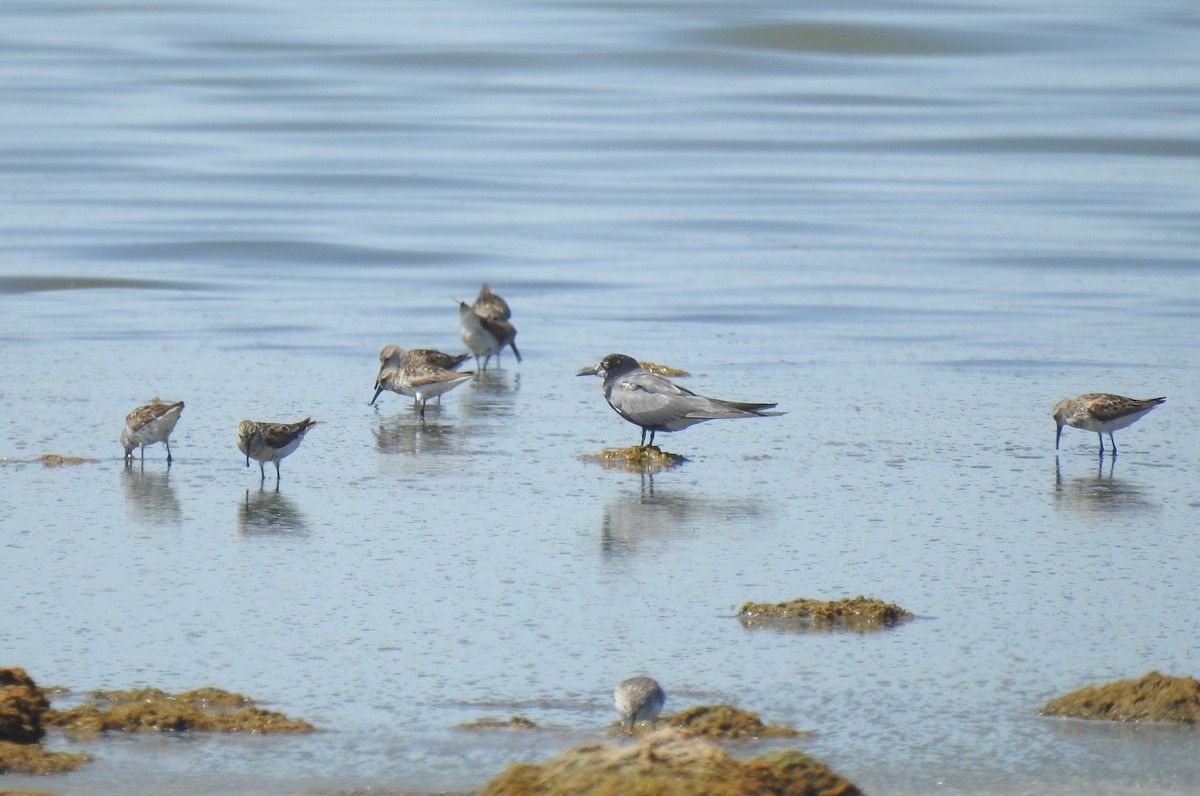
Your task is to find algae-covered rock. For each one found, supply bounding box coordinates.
[665,704,805,740]
[638,361,689,377]
[39,454,90,466]
[460,715,538,730]
[0,668,49,744]
[584,445,687,474]
[46,687,313,734]
[0,668,89,775]
[739,595,912,631]
[477,727,862,796]
[1039,671,1200,723]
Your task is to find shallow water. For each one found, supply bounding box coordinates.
[3,0,1200,794]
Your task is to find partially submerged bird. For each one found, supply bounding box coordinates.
[372,362,473,417]
[457,300,520,371]
[378,342,470,372]
[121,398,185,464]
[578,353,781,447]
[1052,393,1165,456]
[236,418,317,482]
[614,676,666,734]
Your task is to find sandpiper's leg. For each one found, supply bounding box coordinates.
[1096,433,1104,456]
[274,460,282,481]
[165,439,173,464]
[259,461,266,482]
[1110,433,1118,456]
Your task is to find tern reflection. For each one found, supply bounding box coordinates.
[121,465,181,524]
[1053,456,1156,514]
[600,473,765,555]
[373,415,458,456]
[238,486,308,535]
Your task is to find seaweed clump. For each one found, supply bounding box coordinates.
[638,361,689,378]
[739,595,912,631]
[1039,671,1200,723]
[478,727,862,796]
[45,687,313,734]
[39,454,90,466]
[585,445,687,474]
[459,715,539,730]
[0,667,89,775]
[665,704,805,740]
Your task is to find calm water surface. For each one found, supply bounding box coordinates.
[3,1,1200,794]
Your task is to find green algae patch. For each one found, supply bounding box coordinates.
[584,445,687,473]
[38,454,91,466]
[638,361,689,378]
[1039,671,1200,723]
[0,667,89,775]
[459,715,539,730]
[45,687,313,734]
[739,595,913,632]
[477,727,862,796]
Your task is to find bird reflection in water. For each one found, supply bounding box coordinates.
[122,466,181,524]
[600,473,764,555]
[238,486,308,536]
[373,415,458,456]
[1053,456,1157,514]
[459,370,519,419]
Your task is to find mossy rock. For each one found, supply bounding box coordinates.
[584,445,687,473]
[0,740,90,775]
[477,727,862,796]
[739,595,912,631]
[45,687,313,734]
[459,715,539,730]
[638,361,689,377]
[39,454,90,466]
[1040,671,1200,723]
[665,704,806,740]
[0,668,49,744]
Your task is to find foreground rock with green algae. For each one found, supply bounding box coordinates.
[739,595,912,631]
[45,687,314,734]
[477,727,862,796]
[1039,671,1200,723]
[584,445,687,474]
[0,667,89,775]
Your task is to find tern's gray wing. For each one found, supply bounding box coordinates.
[607,371,737,431]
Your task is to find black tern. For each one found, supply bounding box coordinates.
[1052,393,1165,455]
[614,676,666,734]
[578,353,782,447]
[236,418,317,482]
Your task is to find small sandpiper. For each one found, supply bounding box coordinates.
[121,398,185,465]
[458,300,521,371]
[372,361,473,418]
[1052,393,1165,456]
[614,676,666,734]
[378,342,470,372]
[236,418,317,481]
[578,354,781,447]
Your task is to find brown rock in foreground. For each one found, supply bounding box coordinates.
[584,445,687,474]
[739,595,912,631]
[0,668,89,775]
[1039,671,1200,723]
[46,687,313,733]
[478,727,862,796]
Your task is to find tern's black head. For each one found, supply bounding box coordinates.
[581,353,640,381]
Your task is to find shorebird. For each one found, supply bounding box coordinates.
[236,418,317,482]
[472,283,512,322]
[378,343,470,372]
[1052,393,1165,456]
[457,301,520,371]
[371,362,473,418]
[578,353,782,447]
[121,399,185,464]
[614,676,666,734]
